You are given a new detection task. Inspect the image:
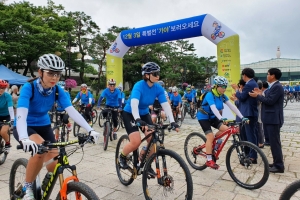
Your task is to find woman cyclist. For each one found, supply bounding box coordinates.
[72,83,93,126]
[118,62,179,174]
[182,87,195,112]
[170,87,182,119]
[197,76,248,169]
[0,79,14,152]
[13,54,100,200]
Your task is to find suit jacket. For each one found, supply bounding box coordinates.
[257,81,284,126]
[235,79,258,117]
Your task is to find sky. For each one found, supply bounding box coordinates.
[6,0,300,64]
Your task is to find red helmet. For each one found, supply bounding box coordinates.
[0,79,8,88]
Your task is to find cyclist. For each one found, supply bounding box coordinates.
[97,78,122,140]
[72,83,93,126]
[118,62,179,174]
[170,87,182,119]
[191,85,198,103]
[0,79,14,152]
[182,87,194,112]
[117,86,126,108]
[167,87,173,99]
[149,80,169,123]
[54,81,72,141]
[197,76,248,169]
[13,53,100,200]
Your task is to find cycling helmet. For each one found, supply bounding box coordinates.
[191,86,195,89]
[157,81,165,87]
[81,83,87,88]
[172,87,178,93]
[186,87,191,91]
[0,79,8,88]
[182,83,188,87]
[214,76,228,86]
[141,62,160,75]
[108,78,116,85]
[37,54,65,72]
[187,84,191,88]
[168,87,172,91]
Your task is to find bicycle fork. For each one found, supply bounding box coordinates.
[59,166,80,200]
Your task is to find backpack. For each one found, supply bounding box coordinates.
[30,82,59,102]
[197,90,226,113]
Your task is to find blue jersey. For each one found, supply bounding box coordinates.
[17,81,72,126]
[183,92,194,101]
[196,92,229,120]
[57,90,71,111]
[0,93,13,116]
[100,88,121,107]
[168,92,173,99]
[75,91,92,105]
[170,94,182,106]
[124,80,167,115]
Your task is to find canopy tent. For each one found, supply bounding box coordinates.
[0,64,29,85]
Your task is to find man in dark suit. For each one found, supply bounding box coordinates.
[232,68,258,161]
[249,68,284,173]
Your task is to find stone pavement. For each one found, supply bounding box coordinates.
[0,102,300,199]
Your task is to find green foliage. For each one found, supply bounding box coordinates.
[124,90,131,98]
[178,90,184,97]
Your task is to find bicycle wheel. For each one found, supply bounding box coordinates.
[91,109,98,124]
[142,149,193,200]
[279,180,300,200]
[283,98,287,108]
[61,125,68,142]
[184,132,207,170]
[290,97,294,103]
[119,114,125,128]
[190,107,197,119]
[103,122,110,151]
[55,181,99,200]
[9,158,41,200]
[115,134,135,186]
[73,122,81,137]
[226,140,269,189]
[98,112,104,127]
[0,136,8,165]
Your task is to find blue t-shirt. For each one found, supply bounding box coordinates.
[124,80,167,115]
[57,90,71,111]
[184,92,194,101]
[168,92,173,99]
[170,94,182,106]
[100,88,121,107]
[75,91,92,105]
[196,92,229,120]
[17,81,72,126]
[0,93,13,116]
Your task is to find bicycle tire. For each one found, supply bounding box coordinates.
[0,136,7,165]
[283,99,287,108]
[190,107,196,119]
[92,109,98,124]
[290,98,294,103]
[142,149,193,200]
[55,181,99,200]
[9,158,40,200]
[115,134,135,186]
[184,132,207,170]
[115,118,120,132]
[61,125,68,142]
[279,179,300,200]
[98,112,104,127]
[103,122,110,151]
[73,122,80,137]
[226,141,269,189]
[119,114,125,128]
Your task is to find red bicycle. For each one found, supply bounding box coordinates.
[184,120,269,190]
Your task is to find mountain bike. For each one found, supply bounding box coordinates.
[116,111,124,130]
[9,134,99,200]
[52,110,70,142]
[73,104,93,137]
[184,120,269,190]
[91,107,98,124]
[280,179,300,200]
[0,120,10,165]
[101,107,118,151]
[182,100,197,119]
[115,123,193,200]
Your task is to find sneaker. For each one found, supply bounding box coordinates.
[22,187,35,200]
[206,160,219,170]
[88,121,93,126]
[5,142,11,153]
[147,167,157,178]
[119,154,129,169]
[178,114,181,119]
[113,133,117,140]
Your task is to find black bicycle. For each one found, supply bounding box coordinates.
[280,179,300,199]
[101,107,118,151]
[115,123,193,199]
[0,120,10,165]
[9,134,99,200]
[52,111,70,142]
[73,104,93,137]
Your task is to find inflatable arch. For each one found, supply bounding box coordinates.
[106,14,240,95]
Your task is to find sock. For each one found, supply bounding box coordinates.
[24,182,33,190]
[121,152,127,158]
[207,154,212,161]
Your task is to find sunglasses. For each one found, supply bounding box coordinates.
[173,91,177,93]
[218,85,227,89]
[0,87,6,90]
[151,71,160,77]
[43,70,61,78]
[109,84,116,87]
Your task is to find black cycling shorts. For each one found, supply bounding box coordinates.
[0,115,10,122]
[13,125,55,144]
[122,111,153,135]
[198,117,223,135]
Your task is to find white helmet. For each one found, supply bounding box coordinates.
[37,54,65,72]
[81,83,87,88]
[172,87,178,92]
[214,76,228,86]
[108,78,116,85]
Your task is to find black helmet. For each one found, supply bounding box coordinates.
[141,62,160,75]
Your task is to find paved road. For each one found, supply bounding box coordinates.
[0,102,299,199]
